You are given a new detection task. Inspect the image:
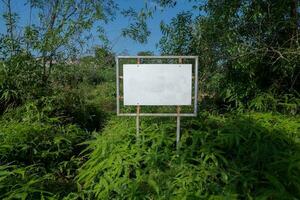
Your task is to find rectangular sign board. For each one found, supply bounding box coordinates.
[123,64,192,105]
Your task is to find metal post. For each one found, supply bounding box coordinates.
[176,57,183,149]
[136,105,140,140]
[116,57,120,115]
[194,57,199,115]
[176,106,181,148]
[179,57,182,64]
[136,58,141,141]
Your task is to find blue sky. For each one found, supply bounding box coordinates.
[0,0,201,55]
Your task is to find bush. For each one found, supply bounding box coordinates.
[0,54,46,113]
[0,102,90,199]
[249,92,299,114]
[77,112,300,199]
[51,62,115,87]
[50,85,108,131]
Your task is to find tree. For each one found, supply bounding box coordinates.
[94,46,115,67]
[0,0,118,82]
[27,0,118,81]
[121,7,151,44]
[159,11,194,55]
[196,0,300,103]
[0,0,19,58]
[154,0,299,107]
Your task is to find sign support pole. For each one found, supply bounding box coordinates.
[176,106,181,148]
[176,57,183,149]
[136,58,141,141]
[136,105,140,140]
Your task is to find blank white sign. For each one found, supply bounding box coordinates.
[123,64,192,105]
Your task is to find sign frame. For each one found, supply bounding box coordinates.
[116,56,199,117]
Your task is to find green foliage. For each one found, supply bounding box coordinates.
[0,51,113,128]
[94,46,115,67]
[0,101,90,199]
[85,82,116,114]
[0,165,56,200]
[77,112,300,199]
[121,7,151,43]
[51,60,115,86]
[196,0,299,108]
[0,1,299,199]
[51,85,107,131]
[0,54,45,112]
[156,0,300,110]
[159,11,195,55]
[247,92,299,115]
[0,0,20,58]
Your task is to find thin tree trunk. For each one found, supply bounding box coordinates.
[26,1,32,52]
[290,0,298,45]
[7,0,14,56]
[42,0,59,82]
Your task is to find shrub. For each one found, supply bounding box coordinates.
[50,62,115,87]
[249,92,299,114]
[0,102,90,199]
[50,85,107,131]
[77,112,300,199]
[0,54,46,113]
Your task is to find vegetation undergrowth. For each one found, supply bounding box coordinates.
[77,112,300,199]
[0,102,90,199]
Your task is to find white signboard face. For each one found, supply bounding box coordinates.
[123,64,192,105]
